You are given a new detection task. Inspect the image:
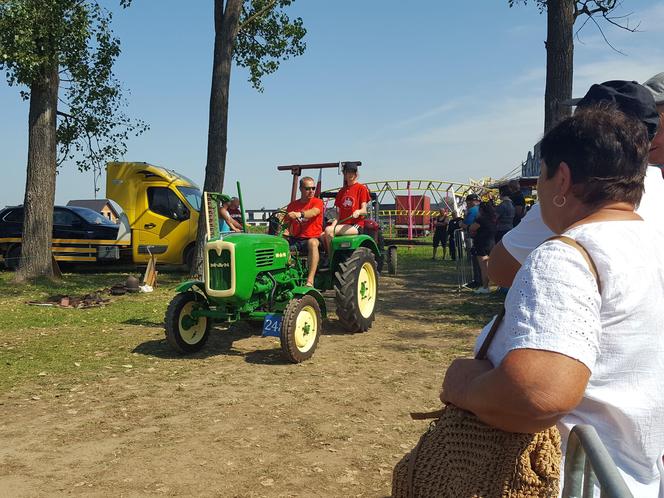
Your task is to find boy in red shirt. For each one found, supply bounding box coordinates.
[285,176,324,286]
[322,163,371,254]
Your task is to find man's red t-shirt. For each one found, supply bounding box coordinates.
[286,197,324,238]
[335,182,371,227]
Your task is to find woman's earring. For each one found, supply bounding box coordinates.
[553,194,567,208]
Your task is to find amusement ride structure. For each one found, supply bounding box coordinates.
[277,161,494,240]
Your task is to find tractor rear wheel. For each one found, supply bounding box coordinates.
[280,294,322,363]
[386,245,397,276]
[334,247,378,332]
[165,292,212,354]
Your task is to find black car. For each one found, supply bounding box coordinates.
[0,205,121,269]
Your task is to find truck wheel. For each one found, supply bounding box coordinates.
[183,245,195,272]
[164,292,211,354]
[334,247,377,332]
[386,245,397,276]
[280,294,321,363]
[5,245,21,271]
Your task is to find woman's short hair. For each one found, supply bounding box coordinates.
[540,103,650,207]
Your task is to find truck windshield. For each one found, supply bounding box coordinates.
[177,186,202,211]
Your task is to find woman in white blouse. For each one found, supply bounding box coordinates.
[440,103,664,497]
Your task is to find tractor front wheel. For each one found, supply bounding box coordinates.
[334,247,378,332]
[165,292,212,354]
[280,295,322,363]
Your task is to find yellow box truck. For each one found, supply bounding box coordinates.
[106,162,201,268]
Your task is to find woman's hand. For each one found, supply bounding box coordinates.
[352,209,363,219]
[440,358,493,407]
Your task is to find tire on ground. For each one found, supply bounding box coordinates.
[164,292,212,354]
[334,247,378,332]
[280,294,322,363]
[386,245,397,276]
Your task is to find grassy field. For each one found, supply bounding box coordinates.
[0,246,499,397]
[0,269,188,395]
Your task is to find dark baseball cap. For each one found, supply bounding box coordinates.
[566,80,659,141]
[341,161,360,172]
[466,193,480,202]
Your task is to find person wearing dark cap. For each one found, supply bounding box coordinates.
[488,78,664,287]
[322,163,371,254]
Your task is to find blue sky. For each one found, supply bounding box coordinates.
[1,0,663,209]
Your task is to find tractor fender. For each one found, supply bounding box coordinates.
[175,280,207,296]
[292,286,327,319]
[359,238,380,259]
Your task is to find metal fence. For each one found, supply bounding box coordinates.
[562,425,633,498]
[452,228,473,290]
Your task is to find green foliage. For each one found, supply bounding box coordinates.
[0,0,147,186]
[236,0,307,92]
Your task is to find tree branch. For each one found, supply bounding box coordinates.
[239,0,278,31]
[588,13,626,55]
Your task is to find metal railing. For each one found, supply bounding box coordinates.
[452,228,472,290]
[562,425,633,498]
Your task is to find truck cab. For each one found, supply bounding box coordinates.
[106,162,201,266]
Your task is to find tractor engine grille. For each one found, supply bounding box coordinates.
[255,248,275,268]
[208,248,232,291]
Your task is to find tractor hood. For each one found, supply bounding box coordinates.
[204,233,291,300]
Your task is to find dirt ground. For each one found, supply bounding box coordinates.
[0,260,501,497]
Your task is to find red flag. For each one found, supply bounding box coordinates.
[315,168,323,196]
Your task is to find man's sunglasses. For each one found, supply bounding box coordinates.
[302,186,316,191]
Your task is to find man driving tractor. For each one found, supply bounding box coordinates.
[285,176,324,286]
[322,162,371,254]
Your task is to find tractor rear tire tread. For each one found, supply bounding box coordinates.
[334,247,377,332]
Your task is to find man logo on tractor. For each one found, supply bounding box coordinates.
[285,176,324,287]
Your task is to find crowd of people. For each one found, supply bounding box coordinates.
[431,179,528,294]
[440,74,664,497]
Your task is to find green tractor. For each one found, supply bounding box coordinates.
[164,189,388,363]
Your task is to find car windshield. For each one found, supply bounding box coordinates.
[69,207,117,226]
[177,186,202,211]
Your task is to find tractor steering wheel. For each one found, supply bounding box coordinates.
[268,209,302,237]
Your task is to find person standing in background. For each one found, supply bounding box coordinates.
[495,185,515,242]
[432,209,449,260]
[508,179,526,227]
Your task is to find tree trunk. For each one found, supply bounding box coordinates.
[191,0,243,276]
[543,0,575,133]
[15,64,59,282]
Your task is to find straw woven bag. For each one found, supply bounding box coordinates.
[391,235,600,498]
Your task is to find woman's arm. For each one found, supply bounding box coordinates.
[441,349,590,433]
[487,241,521,287]
[221,208,241,232]
[469,221,480,237]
